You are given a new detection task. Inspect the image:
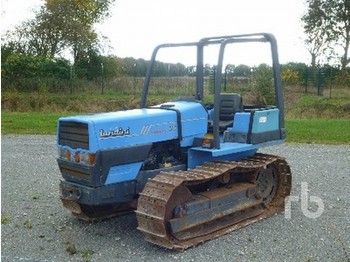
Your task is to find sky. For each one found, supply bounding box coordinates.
[1,0,310,66]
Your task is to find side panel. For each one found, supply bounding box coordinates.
[104,162,143,185]
[179,102,208,147]
[159,101,208,147]
[231,112,250,133]
[188,146,258,169]
[225,112,251,143]
[250,108,281,144]
[251,109,279,133]
[92,109,179,150]
[224,108,281,144]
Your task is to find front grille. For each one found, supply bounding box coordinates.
[60,162,91,181]
[59,121,89,149]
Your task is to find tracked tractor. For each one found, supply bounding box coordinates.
[57,33,292,250]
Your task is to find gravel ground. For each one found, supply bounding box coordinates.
[1,135,350,262]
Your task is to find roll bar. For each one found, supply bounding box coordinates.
[140,33,284,149]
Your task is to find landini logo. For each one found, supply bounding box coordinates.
[99,127,130,138]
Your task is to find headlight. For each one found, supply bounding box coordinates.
[75,151,96,166]
[58,147,96,166]
[59,148,71,161]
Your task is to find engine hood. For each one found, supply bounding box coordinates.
[58,101,208,151]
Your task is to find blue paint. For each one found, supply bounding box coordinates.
[92,109,178,150]
[104,162,143,185]
[188,148,258,169]
[188,139,284,169]
[251,108,279,133]
[230,112,251,133]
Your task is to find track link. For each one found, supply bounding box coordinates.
[136,153,291,250]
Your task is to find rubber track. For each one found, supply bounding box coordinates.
[136,153,292,250]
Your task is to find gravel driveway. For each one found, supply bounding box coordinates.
[1,135,350,262]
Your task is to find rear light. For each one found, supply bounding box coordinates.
[202,133,214,148]
[202,139,212,148]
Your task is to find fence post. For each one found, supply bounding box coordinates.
[329,67,333,99]
[209,68,216,94]
[133,63,136,95]
[317,67,324,96]
[70,65,73,94]
[304,67,308,93]
[101,63,104,95]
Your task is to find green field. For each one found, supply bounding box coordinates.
[2,112,349,144]
[285,119,350,144]
[2,112,64,135]
[1,86,350,144]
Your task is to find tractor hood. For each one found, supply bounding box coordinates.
[57,101,208,152]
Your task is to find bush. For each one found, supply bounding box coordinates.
[252,64,274,105]
[281,68,300,86]
[334,70,350,87]
[1,52,71,92]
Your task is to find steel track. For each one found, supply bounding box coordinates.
[136,153,292,250]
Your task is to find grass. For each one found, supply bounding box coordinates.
[81,249,95,262]
[1,112,62,134]
[286,119,350,144]
[1,214,11,225]
[1,86,350,144]
[1,89,178,113]
[286,93,350,119]
[65,241,77,255]
[23,220,33,229]
[2,112,349,144]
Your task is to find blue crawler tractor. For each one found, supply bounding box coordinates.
[57,33,292,249]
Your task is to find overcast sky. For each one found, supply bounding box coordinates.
[1,0,310,65]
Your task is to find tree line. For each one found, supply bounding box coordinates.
[1,0,349,93]
[0,50,195,92]
[2,44,348,94]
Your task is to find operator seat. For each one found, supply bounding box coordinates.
[209,93,243,131]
